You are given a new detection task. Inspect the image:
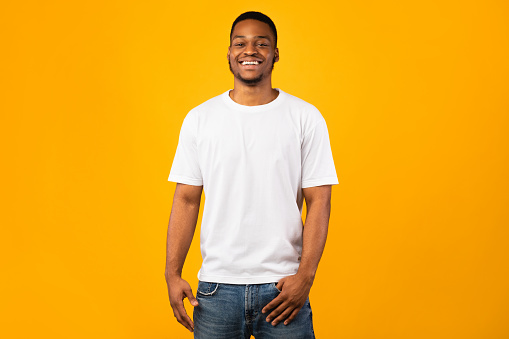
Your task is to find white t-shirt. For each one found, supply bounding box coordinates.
[168,88,339,284]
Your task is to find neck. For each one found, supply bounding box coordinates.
[230,78,279,106]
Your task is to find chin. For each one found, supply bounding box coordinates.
[238,73,264,84]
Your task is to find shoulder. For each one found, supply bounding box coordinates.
[190,91,226,115]
[180,91,226,126]
[282,90,324,120]
[280,90,326,136]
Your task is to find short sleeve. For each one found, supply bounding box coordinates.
[301,117,339,188]
[168,111,203,186]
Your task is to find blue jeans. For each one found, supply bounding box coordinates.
[193,281,315,339]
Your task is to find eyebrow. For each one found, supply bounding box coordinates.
[232,35,271,40]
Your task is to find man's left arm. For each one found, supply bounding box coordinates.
[262,184,332,326]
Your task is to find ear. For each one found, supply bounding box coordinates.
[274,47,279,63]
[227,46,231,61]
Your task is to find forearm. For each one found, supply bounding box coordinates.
[296,199,331,281]
[165,198,200,280]
[262,197,332,325]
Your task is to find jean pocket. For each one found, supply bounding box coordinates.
[197,281,219,296]
[271,282,281,293]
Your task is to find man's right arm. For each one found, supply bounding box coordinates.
[165,183,203,333]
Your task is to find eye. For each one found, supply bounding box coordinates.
[258,43,268,47]
[234,43,244,47]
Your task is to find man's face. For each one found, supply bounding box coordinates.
[227,19,279,86]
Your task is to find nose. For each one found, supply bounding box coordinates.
[244,42,257,55]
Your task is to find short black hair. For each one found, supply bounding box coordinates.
[230,11,278,48]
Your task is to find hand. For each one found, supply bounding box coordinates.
[261,273,314,326]
[166,276,199,332]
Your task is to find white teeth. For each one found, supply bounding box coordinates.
[242,61,259,65]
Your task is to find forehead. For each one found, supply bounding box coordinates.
[231,19,274,42]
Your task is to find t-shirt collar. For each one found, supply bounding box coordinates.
[222,88,286,112]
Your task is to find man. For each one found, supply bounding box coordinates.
[165,11,338,338]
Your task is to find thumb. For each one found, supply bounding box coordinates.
[185,287,199,307]
[276,279,285,292]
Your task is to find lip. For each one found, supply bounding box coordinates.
[240,63,261,69]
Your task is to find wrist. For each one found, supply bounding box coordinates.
[165,270,182,282]
[295,269,316,284]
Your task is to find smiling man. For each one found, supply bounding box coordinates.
[165,11,339,339]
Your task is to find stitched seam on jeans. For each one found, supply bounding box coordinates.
[198,283,219,296]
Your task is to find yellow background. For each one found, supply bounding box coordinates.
[2,0,508,338]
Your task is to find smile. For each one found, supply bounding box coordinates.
[240,61,261,65]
